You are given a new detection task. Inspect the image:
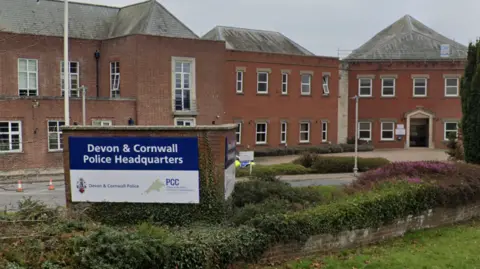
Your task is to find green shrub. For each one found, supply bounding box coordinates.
[231,185,347,225]
[248,182,439,242]
[310,156,390,173]
[69,225,269,269]
[253,144,374,157]
[236,163,312,177]
[231,180,343,208]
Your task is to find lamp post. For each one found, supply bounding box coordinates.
[351,95,359,176]
[63,0,70,126]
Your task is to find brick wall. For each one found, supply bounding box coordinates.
[224,50,340,149]
[249,202,480,265]
[346,60,465,149]
[0,98,136,171]
[133,35,226,126]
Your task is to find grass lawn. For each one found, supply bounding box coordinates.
[257,220,480,269]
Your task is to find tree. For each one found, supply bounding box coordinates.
[461,40,480,163]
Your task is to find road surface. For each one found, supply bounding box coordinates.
[0,175,354,211]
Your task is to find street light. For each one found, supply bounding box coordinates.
[351,95,359,176]
[64,0,70,126]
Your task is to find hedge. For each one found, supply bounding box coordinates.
[236,163,312,177]
[5,163,480,269]
[253,143,374,157]
[236,156,390,177]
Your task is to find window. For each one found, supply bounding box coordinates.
[173,58,195,111]
[110,62,120,98]
[61,61,80,97]
[358,122,372,141]
[299,122,310,143]
[322,122,328,142]
[282,73,288,94]
[444,122,459,140]
[236,71,243,93]
[445,78,459,97]
[174,118,195,126]
[358,78,372,97]
[257,72,269,94]
[280,121,287,144]
[413,78,427,97]
[92,120,112,126]
[381,122,395,141]
[48,121,65,151]
[255,122,267,144]
[301,74,311,95]
[322,75,330,95]
[235,123,242,145]
[0,121,22,153]
[18,59,38,96]
[381,78,395,97]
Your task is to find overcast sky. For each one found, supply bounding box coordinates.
[77,0,479,57]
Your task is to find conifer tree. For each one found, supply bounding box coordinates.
[461,40,480,163]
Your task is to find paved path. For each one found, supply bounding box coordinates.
[0,174,354,212]
[255,148,448,165]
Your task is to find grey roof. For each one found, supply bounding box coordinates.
[0,0,198,40]
[202,26,314,56]
[345,15,467,61]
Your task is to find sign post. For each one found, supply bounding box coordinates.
[68,136,200,204]
[239,151,255,175]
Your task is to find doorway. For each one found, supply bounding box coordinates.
[409,118,429,147]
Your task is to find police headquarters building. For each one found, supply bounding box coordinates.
[0,0,467,171]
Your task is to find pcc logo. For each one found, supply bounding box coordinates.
[166,178,180,187]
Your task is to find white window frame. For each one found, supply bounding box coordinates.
[381,78,395,97]
[301,74,312,95]
[358,122,372,141]
[257,72,269,94]
[322,122,328,142]
[174,118,196,127]
[236,70,243,94]
[61,61,80,97]
[380,122,395,141]
[92,120,113,126]
[172,57,196,112]
[255,122,268,144]
[322,75,330,95]
[110,62,120,98]
[18,58,39,96]
[281,73,288,95]
[0,121,22,153]
[280,121,287,144]
[299,121,310,143]
[358,78,372,97]
[413,78,427,97]
[445,77,459,97]
[235,122,242,145]
[444,122,459,141]
[47,120,65,152]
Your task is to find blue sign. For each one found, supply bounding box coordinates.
[68,136,200,204]
[69,137,199,171]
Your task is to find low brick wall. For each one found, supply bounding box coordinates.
[257,202,480,264]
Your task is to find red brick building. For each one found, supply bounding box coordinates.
[339,15,467,149]
[202,26,340,150]
[0,0,226,170]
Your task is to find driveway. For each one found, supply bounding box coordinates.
[255,148,448,165]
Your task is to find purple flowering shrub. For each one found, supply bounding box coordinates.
[351,161,456,189]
